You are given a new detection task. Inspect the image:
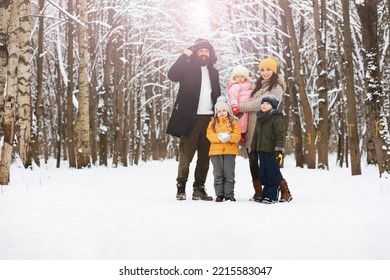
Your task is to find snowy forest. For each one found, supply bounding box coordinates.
[0,0,389,184]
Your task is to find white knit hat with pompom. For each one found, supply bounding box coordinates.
[229,65,250,82]
[214,96,231,115]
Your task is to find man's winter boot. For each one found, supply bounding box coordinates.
[251,179,262,201]
[279,179,293,202]
[192,184,213,201]
[176,182,186,200]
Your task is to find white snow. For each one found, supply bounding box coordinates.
[1,155,389,260]
[1,155,390,279]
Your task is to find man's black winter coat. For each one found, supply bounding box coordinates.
[166,53,221,137]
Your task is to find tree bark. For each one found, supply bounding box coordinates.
[0,1,11,140]
[122,25,129,166]
[341,0,362,175]
[112,34,125,167]
[280,8,304,167]
[75,0,91,168]
[31,0,46,166]
[66,0,76,168]
[0,0,19,184]
[331,0,347,168]
[280,0,316,168]
[17,0,32,168]
[313,0,329,169]
[87,7,98,165]
[356,0,390,176]
[99,5,114,166]
[55,61,62,168]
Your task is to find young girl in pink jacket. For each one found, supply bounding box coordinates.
[227,65,254,143]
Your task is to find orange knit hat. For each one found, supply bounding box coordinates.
[258,57,279,73]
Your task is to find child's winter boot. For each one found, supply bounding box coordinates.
[279,179,293,202]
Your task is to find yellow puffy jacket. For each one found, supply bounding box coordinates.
[206,117,241,156]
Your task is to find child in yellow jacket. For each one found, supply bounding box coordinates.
[206,96,241,202]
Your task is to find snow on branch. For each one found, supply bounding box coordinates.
[46,0,85,28]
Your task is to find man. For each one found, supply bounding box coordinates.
[166,38,221,201]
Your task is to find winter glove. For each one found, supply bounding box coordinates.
[218,132,231,143]
[235,112,244,119]
[231,105,239,115]
[187,44,197,52]
[183,49,193,57]
[275,150,284,167]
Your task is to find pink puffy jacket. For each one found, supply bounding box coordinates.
[227,80,253,133]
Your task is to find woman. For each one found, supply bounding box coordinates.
[238,57,293,202]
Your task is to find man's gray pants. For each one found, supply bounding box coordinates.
[210,154,236,198]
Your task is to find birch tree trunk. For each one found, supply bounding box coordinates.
[280,0,316,168]
[18,0,32,168]
[356,0,390,176]
[75,0,91,168]
[0,0,19,184]
[341,0,362,175]
[0,0,11,140]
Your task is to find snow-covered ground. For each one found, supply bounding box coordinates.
[1,155,389,261]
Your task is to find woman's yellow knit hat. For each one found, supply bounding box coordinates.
[258,57,279,73]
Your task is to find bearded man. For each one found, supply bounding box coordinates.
[166,38,221,201]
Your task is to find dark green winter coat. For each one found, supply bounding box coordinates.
[251,110,285,153]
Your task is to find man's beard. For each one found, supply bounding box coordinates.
[199,55,210,66]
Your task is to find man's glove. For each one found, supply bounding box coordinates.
[183,49,193,57]
[275,150,284,167]
[218,132,231,143]
[187,44,197,52]
[231,105,239,115]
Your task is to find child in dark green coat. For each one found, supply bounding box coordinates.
[251,96,285,204]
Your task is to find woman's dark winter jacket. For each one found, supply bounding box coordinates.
[251,110,285,153]
[166,54,221,137]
